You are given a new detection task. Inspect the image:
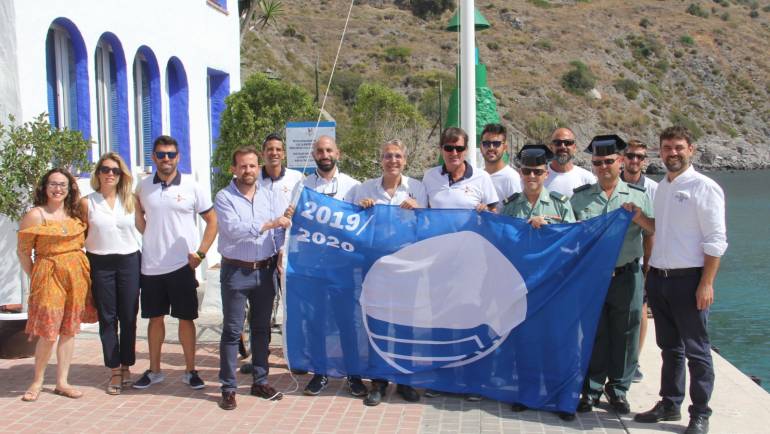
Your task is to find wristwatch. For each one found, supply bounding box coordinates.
[196,250,206,260]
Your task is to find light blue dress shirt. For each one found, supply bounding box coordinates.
[215,180,282,261]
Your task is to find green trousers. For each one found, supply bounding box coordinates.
[583,262,643,399]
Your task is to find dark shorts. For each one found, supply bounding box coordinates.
[140,265,199,320]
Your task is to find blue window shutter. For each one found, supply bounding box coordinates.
[45,30,58,128]
[141,61,153,167]
[66,41,78,129]
[108,51,119,152]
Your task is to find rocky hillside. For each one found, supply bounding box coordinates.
[241,0,770,171]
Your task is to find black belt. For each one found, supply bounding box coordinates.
[222,255,277,270]
[650,266,703,278]
[613,259,639,276]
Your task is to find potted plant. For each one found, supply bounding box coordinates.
[0,113,90,358]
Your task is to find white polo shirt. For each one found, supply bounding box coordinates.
[302,167,360,200]
[344,175,428,207]
[545,165,596,198]
[423,163,499,209]
[136,172,213,276]
[649,166,727,269]
[486,165,522,204]
[259,166,304,216]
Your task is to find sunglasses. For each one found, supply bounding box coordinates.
[625,152,646,161]
[551,139,575,147]
[154,151,178,160]
[521,168,546,176]
[442,144,467,153]
[591,158,617,167]
[481,140,503,148]
[98,166,121,176]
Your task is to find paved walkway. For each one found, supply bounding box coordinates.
[1,313,768,433]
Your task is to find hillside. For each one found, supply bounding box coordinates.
[240,0,770,172]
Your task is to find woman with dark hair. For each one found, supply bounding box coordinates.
[16,168,97,401]
[80,153,141,395]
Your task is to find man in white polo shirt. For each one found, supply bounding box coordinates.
[423,127,499,211]
[634,126,727,434]
[133,135,218,391]
[480,123,521,205]
[544,127,596,198]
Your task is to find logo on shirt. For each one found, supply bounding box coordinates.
[675,191,690,203]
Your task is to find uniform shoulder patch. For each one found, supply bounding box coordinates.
[549,191,568,203]
[573,184,591,193]
[628,183,646,192]
[503,193,520,205]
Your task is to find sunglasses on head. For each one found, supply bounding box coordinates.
[98,166,121,176]
[625,152,646,161]
[521,168,546,176]
[442,144,467,153]
[551,139,575,147]
[481,140,503,148]
[154,151,178,160]
[591,158,617,167]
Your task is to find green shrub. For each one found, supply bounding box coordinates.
[614,78,641,99]
[686,3,709,18]
[528,0,552,8]
[409,0,455,19]
[330,70,364,104]
[487,41,500,51]
[525,112,564,144]
[627,34,664,59]
[679,35,695,46]
[669,110,704,140]
[639,17,653,28]
[383,46,412,63]
[561,61,596,95]
[534,39,553,51]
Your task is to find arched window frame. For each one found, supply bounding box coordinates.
[133,46,162,172]
[166,57,191,174]
[94,32,130,165]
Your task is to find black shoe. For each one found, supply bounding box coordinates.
[347,376,368,397]
[290,368,308,375]
[633,400,682,423]
[423,388,442,398]
[250,383,283,401]
[396,385,420,402]
[511,403,528,412]
[303,374,328,396]
[577,395,598,413]
[684,415,709,434]
[183,370,205,390]
[558,412,576,421]
[364,384,387,406]
[604,387,630,415]
[218,391,237,410]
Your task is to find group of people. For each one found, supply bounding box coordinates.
[16,123,725,434]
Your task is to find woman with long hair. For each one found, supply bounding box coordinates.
[17,168,97,401]
[80,153,141,395]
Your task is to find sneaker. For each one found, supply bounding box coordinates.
[250,383,283,401]
[303,374,328,396]
[465,393,483,402]
[348,376,368,397]
[632,366,644,383]
[423,389,442,398]
[182,370,205,390]
[132,370,165,389]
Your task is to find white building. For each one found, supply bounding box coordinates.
[0,0,240,306]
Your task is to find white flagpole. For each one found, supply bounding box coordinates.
[460,0,477,167]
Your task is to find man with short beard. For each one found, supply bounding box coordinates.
[480,123,521,204]
[544,128,596,198]
[634,126,727,434]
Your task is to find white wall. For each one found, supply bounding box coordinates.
[1,0,241,303]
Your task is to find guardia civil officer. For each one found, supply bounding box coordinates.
[502,144,574,227]
[570,135,654,415]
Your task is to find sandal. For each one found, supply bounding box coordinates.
[53,387,83,399]
[107,372,123,395]
[21,386,43,402]
[121,367,133,387]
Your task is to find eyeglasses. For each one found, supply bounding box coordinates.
[591,158,617,167]
[98,166,121,176]
[46,182,69,190]
[382,153,404,161]
[442,144,467,153]
[551,139,575,147]
[481,140,503,148]
[625,152,646,161]
[521,168,546,176]
[154,151,178,160]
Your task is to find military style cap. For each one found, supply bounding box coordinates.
[516,144,553,166]
[585,134,627,156]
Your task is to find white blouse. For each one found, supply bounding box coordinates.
[85,192,141,255]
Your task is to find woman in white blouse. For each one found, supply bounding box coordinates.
[80,153,141,395]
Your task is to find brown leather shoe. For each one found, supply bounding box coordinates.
[250,383,283,401]
[219,391,237,410]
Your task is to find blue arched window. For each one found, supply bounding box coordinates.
[45,18,90,139]
[166,57,190,174]
[133,46,162,170]
[94,33,130,164]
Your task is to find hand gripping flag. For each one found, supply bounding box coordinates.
[285,187,632,412]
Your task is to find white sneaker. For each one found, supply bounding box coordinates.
[132,370,165,389]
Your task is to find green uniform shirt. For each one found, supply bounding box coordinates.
[570,180,652,266]
[501,188,575,223]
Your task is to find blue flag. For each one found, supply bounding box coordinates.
[285,187,632,412]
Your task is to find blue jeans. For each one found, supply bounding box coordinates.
[219,261,276,392]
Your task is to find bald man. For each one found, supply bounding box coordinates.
[544,128,596,198]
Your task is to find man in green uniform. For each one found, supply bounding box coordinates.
[502,144,575,226]
[570,135,654,415]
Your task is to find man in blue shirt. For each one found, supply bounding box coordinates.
[214,146,291,410]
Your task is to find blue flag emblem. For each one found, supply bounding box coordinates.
[285,188,632,412]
